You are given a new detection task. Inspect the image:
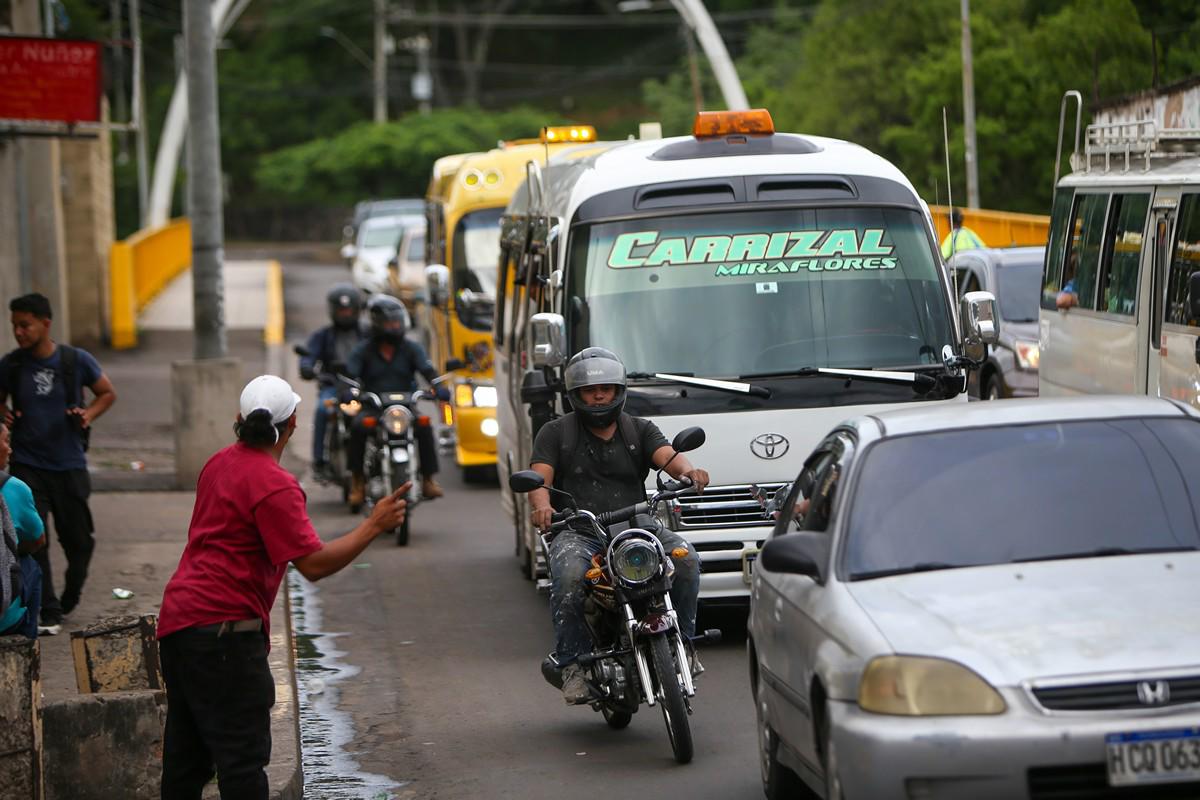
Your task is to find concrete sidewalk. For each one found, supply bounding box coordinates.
[35,257,304,799]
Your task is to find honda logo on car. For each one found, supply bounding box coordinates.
[750,433,789,460]
[1136,680,1171,706]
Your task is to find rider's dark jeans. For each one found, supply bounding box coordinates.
[347,412,439,478]
[311,385,338,464]
[548,529,700,662]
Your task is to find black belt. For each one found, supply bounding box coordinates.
[191,619,263,636]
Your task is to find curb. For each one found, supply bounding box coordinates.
[90,469,178,492]
[268,574,305,800]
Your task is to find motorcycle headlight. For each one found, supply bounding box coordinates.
[472,385,498,408]
[611,539,661,585]
[381,405,413,436]
[858,656,1006,716]
[1015,340,1040,371]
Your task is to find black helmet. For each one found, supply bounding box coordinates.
[366,294,408,342]
[327,283,363,329]
[564,347,627,428]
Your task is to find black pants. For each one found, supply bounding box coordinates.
[160,628,274,800]
[347,412,439,478]
[11,464,94,622]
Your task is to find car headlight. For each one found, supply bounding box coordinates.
[1015,340,1039,371]
[381,405,413,436]
[611,539,661,585]
[858,655,1006,716]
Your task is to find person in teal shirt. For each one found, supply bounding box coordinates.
[941,208,985,258]
[0,420,46,638]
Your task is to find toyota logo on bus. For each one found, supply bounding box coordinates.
[750,433,789,460]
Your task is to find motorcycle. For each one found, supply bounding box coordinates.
[346,377,435,546]
[508,425,721,764]
[293,345,355,501]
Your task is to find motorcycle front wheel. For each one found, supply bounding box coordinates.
[649,633,693,764]
[391,461,411,546]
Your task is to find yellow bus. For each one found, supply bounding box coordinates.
[423,127,597,480]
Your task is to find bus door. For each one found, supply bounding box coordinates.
[1151,189,1200,408]
[1039,189,1147,395]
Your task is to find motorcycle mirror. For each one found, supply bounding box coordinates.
[509,470,545,493]
[670,426,706,453]
[293,344,311,358]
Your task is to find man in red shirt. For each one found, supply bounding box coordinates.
[158,375,408,800]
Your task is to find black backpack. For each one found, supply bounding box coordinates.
[555,412,647,490]
[5,345,90,451]
[0,472,20,624]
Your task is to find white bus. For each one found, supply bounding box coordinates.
[1039,90,1200,404]
[494,110,997,600]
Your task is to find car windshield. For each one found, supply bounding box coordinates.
[844,418,1200,580]
[451,207,502,330]
[567,207,954,377]
[361,223,402,249]
[995,261,1042,322]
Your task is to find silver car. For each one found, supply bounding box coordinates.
[749,396,1200,799]
[949,246,1044,400]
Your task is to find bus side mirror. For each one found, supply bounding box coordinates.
[426,264,450,307]
[1188,273,1200,322]
[530,313,566,368]
[961,291,1000,346]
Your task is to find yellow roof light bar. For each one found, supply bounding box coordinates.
[542,125,596,144]
[693,109,775,139]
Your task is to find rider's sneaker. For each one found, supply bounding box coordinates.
[560,664,591,705]
[312,461,330,482]
[689,650,705,678]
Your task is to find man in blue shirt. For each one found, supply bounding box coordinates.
[0,420,47,638]
[0,294,116,633]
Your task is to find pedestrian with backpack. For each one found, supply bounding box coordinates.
[0,419,46,639]
[0,293,116,635]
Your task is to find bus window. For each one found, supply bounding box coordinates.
[452,207,503,331]
[1165,195,1200,328]
[1041,189,1074,308]
[1060,194,1109,311]
[1098,194,1149,317]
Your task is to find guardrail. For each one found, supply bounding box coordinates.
[109,219,191,349]
[929,205,1050,250]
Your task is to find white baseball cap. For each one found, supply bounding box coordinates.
[239,375,301,424]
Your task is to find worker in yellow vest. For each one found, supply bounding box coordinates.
[941,208,985,258]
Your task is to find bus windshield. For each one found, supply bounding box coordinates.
[566,207,954,377]
[451,207,502,330]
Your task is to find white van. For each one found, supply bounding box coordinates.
[1039,91,1200,404]
[494,111,997,600]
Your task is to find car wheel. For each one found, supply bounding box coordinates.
[756,667,811,799]
[983,373,1003,401]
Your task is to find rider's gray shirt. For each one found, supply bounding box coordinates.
[531,414,668,514]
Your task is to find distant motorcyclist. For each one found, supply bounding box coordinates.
[527,347,709,705]
[345,295,449,506]
[298,283,366,479]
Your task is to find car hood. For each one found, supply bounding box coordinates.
[845,553,1200,685]
[356,247,394,271]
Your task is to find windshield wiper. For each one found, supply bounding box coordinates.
[628,372,771,398]
[740,367,938,394]
[850,562,959,580]
[1012,546,1198,564]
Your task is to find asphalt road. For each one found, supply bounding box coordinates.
[282,260,764,799]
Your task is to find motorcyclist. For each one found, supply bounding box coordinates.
[298,283,366,480]
[345,295,449,507]
[527,347,709,705]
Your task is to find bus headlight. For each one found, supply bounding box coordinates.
[1015,341,1039,371]
[611,539,661,585]
[473,386,498,407]
[381,405,413,436]
[480,417,499,437]
[455,383,474,407]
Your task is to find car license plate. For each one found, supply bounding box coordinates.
[1106,727,1200,786]
[390,448,409,463]
[742,549,759,585]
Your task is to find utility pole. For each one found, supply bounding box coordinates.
[374,0,388,123]
[184,0,226,359]
[131,0,149,223]
[960,0,980,209]
[111,0,129,163]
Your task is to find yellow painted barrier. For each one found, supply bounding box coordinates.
[264,260,284,346]
[929,205,1050,250]
[108,219,192,349]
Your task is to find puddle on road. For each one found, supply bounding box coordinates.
[289,571,406,799]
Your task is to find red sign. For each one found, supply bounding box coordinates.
[0,36,103,124]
